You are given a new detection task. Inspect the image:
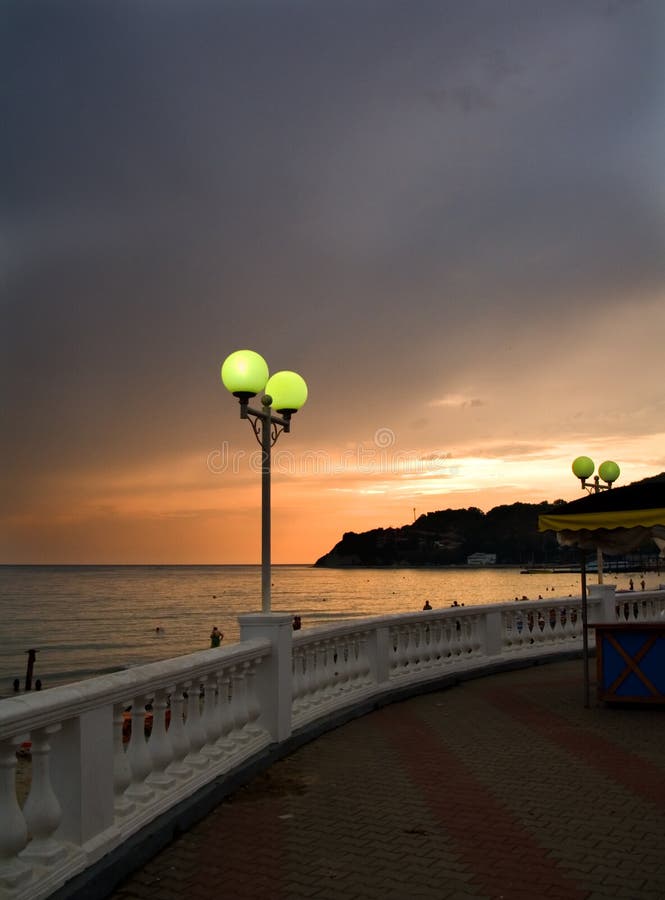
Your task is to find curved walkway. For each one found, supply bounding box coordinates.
[109,659,665,900]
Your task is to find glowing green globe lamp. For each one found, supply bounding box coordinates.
[221,350,269,400]
[572,456,595,481]
[598,460,620,485]
[265,371,308,414]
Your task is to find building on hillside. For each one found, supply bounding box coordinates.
[466,552,497,566]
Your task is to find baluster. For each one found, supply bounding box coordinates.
[292,646,306,710]
[358,632,372,685]
[514,612,526,649]
[395,626,410,673]
[440,619,453,659]
[229,666,248,744]
[388,627,400,675]
[354,633,369,686]
[403,624,416,670]
[125,697,154,803]
[302,645,317,705]
[146,689,175,788]
[326,639,339,693]
[112,702,135,816]
[317,641,333,698]
[300,644,315,709]
[409,625,422,670]
[569,606,579,639]
[436,620,445,656]
[308,642,325,704]
[243,660,263,737]
[533,610,546,646]
[0,737,32,889]
[569,605,579,640]
[351,633,365,686]
[202,677,224,760]
[430,620,444,664]
[441,619,453,662]
[500,611,509,650]
[452,617,464,656]
[165,685,191,778]
[125,697,155,802]
[229,667,251,742]
[184,679,209,770]
[336,638,352,690]
[464,616,475,654]
[404,625,416,667]
[545,608,557,643]
[342,638,356,688]
[347,637,362,687]
[501,612,514,651]
[216,672,235,755]
[560,607,574,643]
[347,636,361,687]
[472,614,483,654]
[309,642,325,702]
[20,725,67,865]
[327,639,339,691]
[420,623,432,668]
[420,623,431,665]
[456,618,468,655]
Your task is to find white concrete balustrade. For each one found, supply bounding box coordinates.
[1,590,664,900]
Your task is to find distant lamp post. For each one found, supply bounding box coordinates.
[572,456,620,493]
[571,456,620,584]
[221,349,308,613]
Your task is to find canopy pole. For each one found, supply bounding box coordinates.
[580,549,590,709]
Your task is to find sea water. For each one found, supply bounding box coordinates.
[0,564,655,693]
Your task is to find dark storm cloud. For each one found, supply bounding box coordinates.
[2,0,664,479]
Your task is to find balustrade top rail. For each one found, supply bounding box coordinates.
[0,638,271,740]
[292,594,584,641]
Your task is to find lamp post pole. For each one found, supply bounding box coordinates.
[591,478,606,585]
[261,398,272,613]
[239,395,291,612]
[222,350,308,614]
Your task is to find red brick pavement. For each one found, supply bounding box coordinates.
[376,708,589,900]
[110,660,665,900]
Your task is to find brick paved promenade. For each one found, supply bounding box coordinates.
[109,660,665,900]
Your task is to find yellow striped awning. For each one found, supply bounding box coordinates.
[538,508,665,533]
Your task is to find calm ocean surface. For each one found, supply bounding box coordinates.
[0,564,653,694]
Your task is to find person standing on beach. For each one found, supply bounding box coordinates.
[210,626,223,648]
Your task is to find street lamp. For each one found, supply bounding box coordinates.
[221,349,308,613]
[571,456,620,584]
[570,456,621,709]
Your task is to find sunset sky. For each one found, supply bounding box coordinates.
[3,0,664,565]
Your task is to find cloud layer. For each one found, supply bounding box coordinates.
[2,0,664,562]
